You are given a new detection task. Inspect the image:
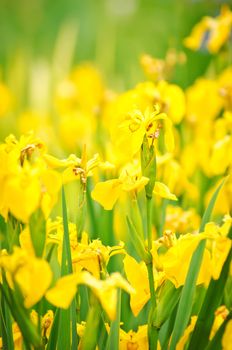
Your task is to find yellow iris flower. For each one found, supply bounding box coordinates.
[111,105,174,158]
[46,271,134,320]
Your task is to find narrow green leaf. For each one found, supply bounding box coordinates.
[0,292,14,350]
[29,208,46,257]
[0,282,41,349]
[86,180,98,240]
[199,177,227,232]
[57,186,78,350]
[126,216,151,264]
[106,289,121,350]
[82,298,101,350]
[159,304,178,350]
[97,315,108,350]
[57,309,71,350]
[61,186,72,276]
[152,281,181,329]
[169,178,226,350]
[188,228,232,349]
[46,309,60,350]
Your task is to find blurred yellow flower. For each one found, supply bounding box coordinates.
[0,82,12,117]
[46,271,134,320]
[222,319,232,350]
[0,247,52,308]
[184,6,232,53]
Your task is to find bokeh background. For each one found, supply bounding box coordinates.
[1,0,231,102]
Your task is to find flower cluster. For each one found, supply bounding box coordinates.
[0,5,232,350]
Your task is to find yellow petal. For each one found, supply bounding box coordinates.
[91,179,122,210]
[176,316,198,350]
[78,271,134,320]
[45,274,79,309]
[222,320,232,350]
[153,181,177,201]
[123,254,150,316]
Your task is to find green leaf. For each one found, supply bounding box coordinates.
[0,291,14,350]
[152,281,181,329]
[97,315,108,350]
[0,281,41,349]
[29,208,46,257]
[46,309,60,350]
[57,186,78,350]
[82,298,101,350]
[169,178,226,350]
[106,289,121,350]
[126,216,151,264]
[188,227,232,349]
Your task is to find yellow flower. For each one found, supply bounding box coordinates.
[123,254,164,316]
[112,105,174,158]
[222,319,232,350]
[186,78,223,123]
[0,247,52,308]
[176,316,197,350]
[123,254,150,316]
[91,162,149,210]
[117,325,148,350]
[45,273,79,309]
[46,217,124,276]
[184,6,232,54]
[41,310,54,339]
[203,221,231,280]
[210,305,229,340]
[55,64,105,114]
[155,234,212,288]
[153,181,177,201]
[164,205,200,234]
[0,82,12,117]
[0,133,61,222]
[72,237,125,278]
[46,271,134,320]
[152,80,186,124]
[44,146,111,185]
[209,135,232,175]
[0,322,22,350]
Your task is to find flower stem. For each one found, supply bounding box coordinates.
[146,197,153,251]
[146,196,158,349]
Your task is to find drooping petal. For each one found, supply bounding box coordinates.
[91,179,122,210]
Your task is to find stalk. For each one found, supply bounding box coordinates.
[146,196,158,350]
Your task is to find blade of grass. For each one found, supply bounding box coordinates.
[97,314,108,350]
[0,282,41,349]
[29,209,46,257]
[57,186,78,350]
[159,303,178,350]
[188,227,232,349]
[86,180,98,240]
[0,292,14,350]
[46,309,60,350]
[169,178,226,350]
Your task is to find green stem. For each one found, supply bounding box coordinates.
[76,181,87,241]
[146,197,153,251]
[131,197,144,240]
[146,197,158,350]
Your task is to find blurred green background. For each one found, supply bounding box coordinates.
[0,0,231,107]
